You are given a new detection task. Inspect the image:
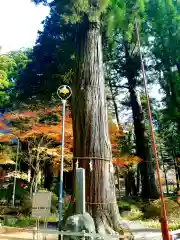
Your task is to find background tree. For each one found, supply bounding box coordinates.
[16,4,76,104]
[0,107,73,195]
[146,0,180,191]
[0,50,30,110]
[104,0,159,198]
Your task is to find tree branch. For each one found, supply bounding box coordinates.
[111,84,129,89]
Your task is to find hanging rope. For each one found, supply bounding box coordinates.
[73,156,112,161]
[86,201,117,205]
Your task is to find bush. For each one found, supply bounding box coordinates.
[0,181,30,203]
[118,200,143,220]
[51,192,58,213]
[4,217,35,227]
[118,201,133,212]
[143,198,179,219]
[20,197,32,215]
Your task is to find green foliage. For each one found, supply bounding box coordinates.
[142,199,179,219]
[118,200,135,211]
[39,114,59,125]
[147,0,180,156]
[51,192,58,213]
[19,0,146,104]
[8,50,30,80]
[3,216,35,227]
[107,0,145,41]
[64,0,110,23]
[119,198,180,227]
[0,51,30,109]
[0,56,14,107]
[149,0,180,164]
[0,182,29,202]
[118,200,143,220]
[0,55,16,75]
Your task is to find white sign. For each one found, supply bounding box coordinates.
[32,192,52,218]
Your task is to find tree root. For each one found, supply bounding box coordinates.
[91,205,125,237]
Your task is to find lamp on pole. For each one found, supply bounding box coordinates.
[135,20,169,240]
[12,137,20,207]
[57,85,72,230]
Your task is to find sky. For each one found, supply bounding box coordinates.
[0,0,50,53]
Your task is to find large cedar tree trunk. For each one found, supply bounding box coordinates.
[72,17,121,234]
[124,41,159,199]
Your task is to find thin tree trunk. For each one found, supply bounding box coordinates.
[172,149,180,191]
[130,171,138,196]
[124,172,131,197]
[108,78,122,130]
[72,16,121,234]
[162,161,169,194]
[159,138,169,194]
[129,88,159,199]
[137,164,140,194]
[34,162,39,193]
[116,166,121,192]
[44,160,53,190]
[30,175,35,198]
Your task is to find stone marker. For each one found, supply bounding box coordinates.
[76,168,86,214]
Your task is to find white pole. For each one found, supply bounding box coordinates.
[59,99,66,230]
[57,85,72,234]
[12,138,20,207]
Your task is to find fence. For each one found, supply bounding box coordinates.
[0,227,132,240]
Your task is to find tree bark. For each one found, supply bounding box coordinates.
[125,170,137,197]
[123,40,159,199]
[72,16,121,234]
[129,87,159,199]
[44,160,53,191]
[124,172,131,196]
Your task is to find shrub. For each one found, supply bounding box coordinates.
[20,197,32,215]
[4,217,35,227]
[51,192,58,213]
[118,200,143,220]
[143,198,179,219]
[118,200,133,212]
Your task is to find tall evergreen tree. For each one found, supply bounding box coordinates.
[16,4,76,103]
[31,0,147,232]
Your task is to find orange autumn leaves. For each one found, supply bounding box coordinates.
[0,108,141,169]
[0,107,72,142]
[109,121,141,167]
[0,108,73,174]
